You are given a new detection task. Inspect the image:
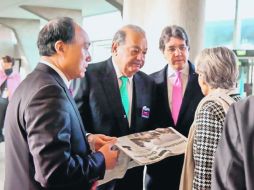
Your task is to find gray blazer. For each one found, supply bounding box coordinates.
[212,96,254,190]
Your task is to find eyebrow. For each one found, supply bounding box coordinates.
[130,46,147,51]
[168,44,186,48]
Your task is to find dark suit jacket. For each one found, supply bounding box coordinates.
[74,58,157,190]
[146,61,204,190]
[212,96,254,190]
[4,63,105,190]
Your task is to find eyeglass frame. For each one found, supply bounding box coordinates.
[166,45,189,54]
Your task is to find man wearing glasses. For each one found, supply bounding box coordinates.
[145,25,203,190]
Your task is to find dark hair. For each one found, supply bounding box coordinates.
[159,25,189,52]
[37,17,76,56]
[2,55,14,66]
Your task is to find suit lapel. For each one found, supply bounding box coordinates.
[158,65,174,125]
[161,65,172,118]
[99,59,129,134]
[36,63,87,138]
[178,62,198,121]
[131,74,141,130]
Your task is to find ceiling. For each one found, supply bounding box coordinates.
[0,0,118,20]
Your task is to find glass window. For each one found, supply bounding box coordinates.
[238,0,254,48]
[83,11,123,63]
[204,0,236,48]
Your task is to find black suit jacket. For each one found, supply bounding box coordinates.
[146,61,204,190]
[74,58,157,190]
[4,63,105,190]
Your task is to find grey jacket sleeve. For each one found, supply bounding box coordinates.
[211,104,244,190]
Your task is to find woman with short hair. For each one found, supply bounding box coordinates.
[180,47,241,190]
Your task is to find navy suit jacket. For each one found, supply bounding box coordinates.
[4,63,105,190]
[74,58,157,190]
[146,61,204,190]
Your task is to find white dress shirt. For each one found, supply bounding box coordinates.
[112,60,133,126]
[40,60,71,89]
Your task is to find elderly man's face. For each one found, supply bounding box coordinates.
[113,29,147,77]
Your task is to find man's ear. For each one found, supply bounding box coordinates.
[111,42,118,55]
[54,40,65,55]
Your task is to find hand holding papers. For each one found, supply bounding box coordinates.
[115,127,187,165]
[99,127,187,185]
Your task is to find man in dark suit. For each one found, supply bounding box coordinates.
[74,25,157,190]
[145,25,204,190]
[4,17,118,190]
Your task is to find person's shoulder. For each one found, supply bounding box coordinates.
[150,65,167,79]
[201,100,224,113]
[135,70,155,84]
[86,59,109,73]
[234,95,254,110]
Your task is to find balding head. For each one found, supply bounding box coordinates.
[111,24,147,77]
[112,24,146,47]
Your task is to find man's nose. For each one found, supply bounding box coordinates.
[85,51,91,62]
[174,48,182,56]
[136,52,145,61]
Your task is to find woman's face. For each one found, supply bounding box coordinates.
[197,72,209,96]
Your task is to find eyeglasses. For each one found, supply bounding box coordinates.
[166,45,188,54]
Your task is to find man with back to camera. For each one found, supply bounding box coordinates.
[145,25,204,190]
[4,17,118,190]
[211,96,254,190]
[74,24,157,190]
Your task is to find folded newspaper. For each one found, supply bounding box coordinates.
[99,127,187,185]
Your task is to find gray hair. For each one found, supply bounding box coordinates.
[195,46,239,89]
[37,17,75,56]
[112,24,146,46]
[159,25,189,52]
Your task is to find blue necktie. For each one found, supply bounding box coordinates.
[120,76,129,117]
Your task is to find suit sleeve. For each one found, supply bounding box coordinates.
[25,84,105,188]
[211,104,244,190]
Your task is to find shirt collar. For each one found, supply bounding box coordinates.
[167,61,189,78]
[40,60,71,88]
[112,58,133,81]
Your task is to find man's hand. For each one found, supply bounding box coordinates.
[98,140,119,170]
[88,134,117,151]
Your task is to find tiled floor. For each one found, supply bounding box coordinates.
[0,142,4,190]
